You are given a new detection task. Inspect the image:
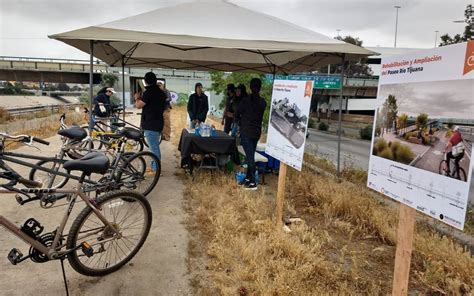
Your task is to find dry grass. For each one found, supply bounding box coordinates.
[171,107,473,295]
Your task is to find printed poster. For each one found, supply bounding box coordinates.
[265,79,314,171]
[367,41,474,230]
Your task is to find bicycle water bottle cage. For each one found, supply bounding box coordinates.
[21,218,44,239]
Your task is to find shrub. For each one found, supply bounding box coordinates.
[378,147,394,160]
[374,138,388,153]
[308,117,316,129]
[359,125,373,140]
[446,129,453,138]
[318,122,329,131]
[390,141,401,156]
[395,144,415,164]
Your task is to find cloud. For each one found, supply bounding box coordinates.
[379,80,474,119]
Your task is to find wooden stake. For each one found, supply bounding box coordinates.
[276,162,288,227]
[392,204,416,296]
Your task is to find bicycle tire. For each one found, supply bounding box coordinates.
[457,168,467,181]
[115,151,160,196]
[28,159,70,189]
[66,190,152,276]
[438,160,447,175]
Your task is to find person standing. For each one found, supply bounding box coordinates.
[221,84,236,134]
[232,84,248,136]
[158,81,172,141]
[187,82,209,128]
[92,87,115,118]
[234,78,267,190]
[134,72,167,169]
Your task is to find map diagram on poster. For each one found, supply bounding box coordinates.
[265,80,313,171]
[367,41,474,230]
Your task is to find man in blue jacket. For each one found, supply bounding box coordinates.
[187,82,209,128]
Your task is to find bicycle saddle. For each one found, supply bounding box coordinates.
[63,152,110,175]
[120,127,142,140]
[58,125,87,141]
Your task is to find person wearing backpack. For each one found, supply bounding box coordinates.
[444,126,465,174]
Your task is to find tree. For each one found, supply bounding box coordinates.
[397,113,408,134]
[439,4,473,46]
[318,35,373,77]
[416,113,429,130]
[101,73,119,87]
[381,95,398,132]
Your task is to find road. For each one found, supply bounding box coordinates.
[305,129,474,206]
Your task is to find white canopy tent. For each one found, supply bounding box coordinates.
[50,0,376,173]
[49,0,375,73]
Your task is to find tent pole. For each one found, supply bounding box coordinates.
[336,53,346,175]
[122,55,126,121]
[89,40,94,133]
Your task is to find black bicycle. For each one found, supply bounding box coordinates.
[439,152,467,181]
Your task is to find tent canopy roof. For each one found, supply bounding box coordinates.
[50,0,376,74]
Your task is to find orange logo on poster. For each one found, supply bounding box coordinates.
[304,81,313,97]
[463,40,474,75]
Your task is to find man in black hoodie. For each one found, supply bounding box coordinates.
[234,78,267,190]
[187,82,209,128]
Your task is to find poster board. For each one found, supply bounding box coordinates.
[265,80,314,171]
[367,41,474,230]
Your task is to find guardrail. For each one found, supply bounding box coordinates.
[7,103,84,116]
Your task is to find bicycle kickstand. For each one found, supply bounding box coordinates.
[60,258,70,296]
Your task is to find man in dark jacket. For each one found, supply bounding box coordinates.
[134,72,167,169]
[187,82,209,128]
[221,84,236,134]
[234,78,267,190]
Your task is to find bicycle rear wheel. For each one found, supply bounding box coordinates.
[457,168,467,181]
[66,190,152,276]
[116,151,160,196]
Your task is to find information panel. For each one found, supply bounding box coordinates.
[367,41,474,230]
[265,80,313,171]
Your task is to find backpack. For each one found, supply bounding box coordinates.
[452,141,465,157]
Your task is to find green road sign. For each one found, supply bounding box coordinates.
[266,74,342,89]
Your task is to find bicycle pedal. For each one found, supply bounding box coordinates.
[15,195,23,205]
[81,242,94,257]
[7,248,23,265]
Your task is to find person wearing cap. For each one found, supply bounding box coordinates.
[187,82,209,128]
[444,126,465,174]
[234,78,267,191]
[221,83,236,134]
[157,81,172,141]
[92,86,115,118]
[134,72,167,168]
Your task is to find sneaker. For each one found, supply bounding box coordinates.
[239,178,250,186]
[244,182,258,191]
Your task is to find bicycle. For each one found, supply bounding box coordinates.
[23,126,160,197]
[439,152,467,181]
[0,138,152,277]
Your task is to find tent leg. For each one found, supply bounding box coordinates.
[336,54,346,175]
[88,40,94,133]
[122,56,126,121]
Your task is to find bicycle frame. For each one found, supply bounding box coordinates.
[0,181,118,260]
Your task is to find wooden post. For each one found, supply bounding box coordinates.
[276,162,288,227]
[392,204,416,296]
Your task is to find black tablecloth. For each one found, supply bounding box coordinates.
[178,129,236,158]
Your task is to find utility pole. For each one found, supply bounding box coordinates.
[394,6,401,48]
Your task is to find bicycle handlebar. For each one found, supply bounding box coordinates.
[0,133,49,146]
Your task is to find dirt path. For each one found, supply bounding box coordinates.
[0,114,191,295]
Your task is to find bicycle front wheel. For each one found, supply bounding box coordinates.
[66,190,152,276]
[116,151,160,196]
[438,160,448,176]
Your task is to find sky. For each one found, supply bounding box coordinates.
[0,0,471,60]
[378,80,474,119]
